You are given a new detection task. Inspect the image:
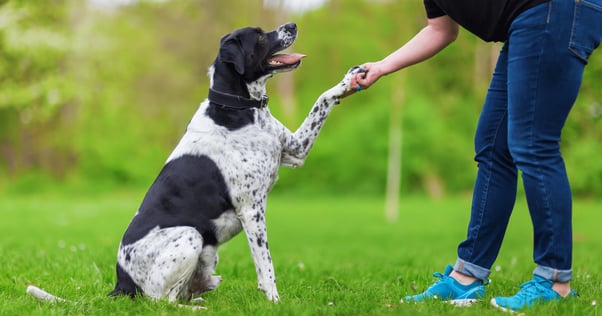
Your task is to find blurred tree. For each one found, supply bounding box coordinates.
[0,0,76,177]
[0,0,600,196]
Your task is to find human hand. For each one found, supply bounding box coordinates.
[338,66,368,98]
[355,62,384,90]
[330,66,369,99]
[341,62,384,98]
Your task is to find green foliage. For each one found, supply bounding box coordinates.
[0,1,73,116]
[1,193,601,315]
[0,0,601,196]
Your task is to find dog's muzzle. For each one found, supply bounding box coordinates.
[277,22,297,48]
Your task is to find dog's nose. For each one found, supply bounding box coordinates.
[283,22,297,33]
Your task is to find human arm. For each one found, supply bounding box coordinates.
[350,15,459,92]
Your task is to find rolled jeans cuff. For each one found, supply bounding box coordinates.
[454,258,491,282]
[534,265,572,282]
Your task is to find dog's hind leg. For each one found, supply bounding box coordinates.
[188,245,222,298]
[129,226,204,302]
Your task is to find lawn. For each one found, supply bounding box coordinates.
[1,191,600,315]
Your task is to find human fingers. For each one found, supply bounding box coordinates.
[356,64,382,89]
[350,64,371,91]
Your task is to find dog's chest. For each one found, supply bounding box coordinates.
[221,127,281,186]
[226,120,284,196]
[168,103,283,203]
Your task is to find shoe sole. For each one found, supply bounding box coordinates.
[400,298,480,306]
[450,298,479,307]
[490,298,518,313]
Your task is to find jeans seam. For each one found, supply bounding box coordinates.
[582,0,602,11]
[468,111,507,263]
[532,2,560,267]
[534,4,554,249]
[568,0,599,63]
[568,0,585,62]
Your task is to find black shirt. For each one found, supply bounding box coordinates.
[423,0,549,42]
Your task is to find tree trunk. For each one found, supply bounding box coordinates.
[384,74,404,223]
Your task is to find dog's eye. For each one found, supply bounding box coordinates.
[257,34,267,44]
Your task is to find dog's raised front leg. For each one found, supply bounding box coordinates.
[238,204,279,302]
[280,66,364,167]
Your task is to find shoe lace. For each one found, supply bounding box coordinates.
[433,271,446,279]
[428,271,448,287]
[430,272,490,286]
[515,279,549,300]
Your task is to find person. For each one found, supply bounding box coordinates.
[347,0,602,312]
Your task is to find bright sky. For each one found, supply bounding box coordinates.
[263,0,326,12]
[88,0,327,13]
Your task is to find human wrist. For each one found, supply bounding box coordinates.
[378,59,402,77]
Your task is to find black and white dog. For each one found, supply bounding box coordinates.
[27,22,360,305]
[106,22,362,303]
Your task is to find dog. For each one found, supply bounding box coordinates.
[26,22,361,305]
[107,22,362,304]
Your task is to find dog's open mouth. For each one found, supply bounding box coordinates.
[267,53,306,71]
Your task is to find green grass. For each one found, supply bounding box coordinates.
[1,191,600,315]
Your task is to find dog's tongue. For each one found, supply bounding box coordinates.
[269,53,306,65]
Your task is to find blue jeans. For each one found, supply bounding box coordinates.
[454,0,602,283]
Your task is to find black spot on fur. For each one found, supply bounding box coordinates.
[120,155,232,246]
[124,248,133,263]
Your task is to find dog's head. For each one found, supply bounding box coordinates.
[218,22,304,79]
[211,23,304,99]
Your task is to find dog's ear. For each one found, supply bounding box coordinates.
[219,34,246,75]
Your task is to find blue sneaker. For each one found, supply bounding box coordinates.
[402,265,487,306]
[490,275,578,312]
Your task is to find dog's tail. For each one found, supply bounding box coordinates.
[26,285,68,303]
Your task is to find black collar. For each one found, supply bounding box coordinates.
[208,88,268,109]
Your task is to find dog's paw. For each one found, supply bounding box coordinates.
[266,290,280,303]
[178,303,208,311]
[259,283,280,303]
[325,66,367,100]
[191,296,206,304]
[347,65,368,76]
[338,66,359,94]
[207,275,222,290]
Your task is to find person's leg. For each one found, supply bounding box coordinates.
[454,42,517,282]
[507,0,591,284]
[492,0,601,311]
[403,41,515,304]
